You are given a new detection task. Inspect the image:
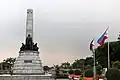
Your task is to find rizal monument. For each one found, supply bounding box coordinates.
[0,9,54,80]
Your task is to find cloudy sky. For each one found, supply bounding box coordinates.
[0,0,120,66]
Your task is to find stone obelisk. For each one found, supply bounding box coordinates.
[26,9,33,39]
[12,9,44,75]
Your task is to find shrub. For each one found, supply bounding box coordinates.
[84,69,93,77]
[85,65,92,70]
[96,65,102,75]
[63,70,67,73]
[105,68,120,80]
[112,61,120,69]
[74,69,81,75]
[68,69,74,74]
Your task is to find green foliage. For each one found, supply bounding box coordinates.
[96,65,102,75]
[85,65,92,70]
[60,62,70,69]
[68,69,74,74]
[112,61,120,69]
[84,57,94,67]
[105,68,120,80]
[0,57,16,74]
[95,41,120,68]
[4,57,16,65]
[43,66,50,71]
[95,46,107,67]
[71,57,94,70]
[84,69,93,77]
[0,57,16,70]
[54,65,60,76]
[72,59,85,69]
[114,45,120,61]
[74,69,81,75]
[62,70,67,73]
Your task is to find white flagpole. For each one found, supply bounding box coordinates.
[108,41,110,69]
[92,49,96,79]
[92,38,96,79]
[108,25,110,69]
[90,38,96,79]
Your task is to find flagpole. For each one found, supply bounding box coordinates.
[90,38,96,79]
[108,25,110,69]
[92,49,96,79]
[108,41,110,69]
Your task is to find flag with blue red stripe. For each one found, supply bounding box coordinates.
[97,28,108,46]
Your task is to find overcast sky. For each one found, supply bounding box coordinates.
[0,0,120,66]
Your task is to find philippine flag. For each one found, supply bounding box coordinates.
[97,28,108,46]
[90,39,94,51]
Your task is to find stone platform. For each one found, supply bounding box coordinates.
[12,51,44,75]
[0,74,54,80]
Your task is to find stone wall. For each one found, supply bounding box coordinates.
[0,75,54,80]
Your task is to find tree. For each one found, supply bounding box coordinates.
[43,66,50,71]
[0,57,16,74]
[84,57,93,67]
[2,57,16,71]
[78,59,85,70]
[74,69,81,75]
[68,69,74,74]
[54,65,60,76]
[71,59,85,70]
[112,61,120,69]
[60,62,70,69]
[85,65,92,70]
[96,65,102,75]
[117,32,120,40]
[71,57,94,70]
[105,68,120,80]
[95,41,119,68]
[84,69,93,77]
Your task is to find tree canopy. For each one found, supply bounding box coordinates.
[95,41,120,68]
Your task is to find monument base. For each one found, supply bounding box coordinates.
[13,51,44,75]
[0,74,54,80]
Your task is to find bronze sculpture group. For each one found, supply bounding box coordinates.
[20,34,39,51]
